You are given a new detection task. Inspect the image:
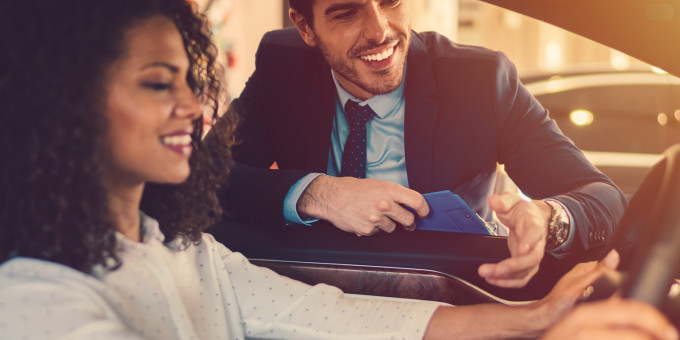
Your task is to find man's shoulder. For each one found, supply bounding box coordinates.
[256,28,324,68]
[411,31,509,67]
[261,27,307,47]
[405,31,522,105]
[259,27,318,55]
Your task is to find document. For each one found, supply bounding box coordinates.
[415,190,497,235]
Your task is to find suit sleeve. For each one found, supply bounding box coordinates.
[228,31,285,167]
[491,51,627,252]
[204,32,312,227]
[218,162,309,226]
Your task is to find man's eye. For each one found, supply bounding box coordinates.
[382,0,400,6]
[142,82,172,91]
[334,10,358,20]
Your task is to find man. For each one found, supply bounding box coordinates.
[216,0,626,288]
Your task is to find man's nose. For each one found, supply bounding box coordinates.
[363,3,389,43]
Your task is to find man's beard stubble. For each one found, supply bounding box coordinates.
[314,32,409,96]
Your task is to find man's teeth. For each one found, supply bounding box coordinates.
[162,135,192,146]
[360,47,394,62]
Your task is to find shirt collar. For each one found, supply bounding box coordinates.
[140,211,165,243]
[331,63,406,119]
[115,211,166,246]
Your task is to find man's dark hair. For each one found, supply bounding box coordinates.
[289,0,315,27]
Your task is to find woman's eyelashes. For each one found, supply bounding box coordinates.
[141,82,173,91]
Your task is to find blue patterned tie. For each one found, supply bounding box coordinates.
[341,100,375,178]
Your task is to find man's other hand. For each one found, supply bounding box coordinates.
[296,175,429,235]
[478,192,552,288]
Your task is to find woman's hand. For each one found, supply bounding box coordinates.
[531,249,621,332]
[542,298,678,340]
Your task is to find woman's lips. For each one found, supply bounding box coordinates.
[161,128,193,157]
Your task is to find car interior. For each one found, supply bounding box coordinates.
[209,131,680,324]
[208,0,680,327]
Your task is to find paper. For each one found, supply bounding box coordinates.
[414,190,497,235]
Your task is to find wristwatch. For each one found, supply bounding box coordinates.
[545,200,570,251]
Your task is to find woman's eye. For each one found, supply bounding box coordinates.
[142,82,172,91]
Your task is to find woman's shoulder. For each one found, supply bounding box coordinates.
[197,232,234,257]
[0,257,138,339]
[1,257,89,281]
[0,257,111,295]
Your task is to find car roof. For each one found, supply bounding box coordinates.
[523,72,680,95]
[481,0,680,77]
[518,63,668,83]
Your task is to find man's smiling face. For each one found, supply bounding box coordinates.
[292,0,411,100]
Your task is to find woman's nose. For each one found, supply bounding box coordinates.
[174,83,203,120]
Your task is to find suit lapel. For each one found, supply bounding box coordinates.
[404,33,439,193]
[303,62,336,173]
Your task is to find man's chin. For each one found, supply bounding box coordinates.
[367,84,400,96]
[362,74,403,95]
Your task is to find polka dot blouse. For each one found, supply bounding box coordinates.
[0,213,440,339]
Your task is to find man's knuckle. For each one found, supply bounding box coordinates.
[377,200,390,211]
[367,214,381,224]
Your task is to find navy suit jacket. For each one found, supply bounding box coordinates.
[218,28,626,251]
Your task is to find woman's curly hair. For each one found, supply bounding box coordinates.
[0,0,236,273]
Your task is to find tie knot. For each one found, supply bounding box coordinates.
[344,100,374,127]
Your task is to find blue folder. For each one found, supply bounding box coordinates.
[415,190,497,235]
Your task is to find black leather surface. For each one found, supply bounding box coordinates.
[208,218,603,301]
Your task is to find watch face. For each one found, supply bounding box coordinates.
[555,222,569,243]
[546,201,570,250]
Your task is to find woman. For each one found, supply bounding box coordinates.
[0,1,438,338]
[0,0,674,339]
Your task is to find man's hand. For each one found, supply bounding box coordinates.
[542,298,678,340]
[478,192,552,288]
[296,175,429,235]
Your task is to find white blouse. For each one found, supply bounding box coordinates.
[0,215,439,339]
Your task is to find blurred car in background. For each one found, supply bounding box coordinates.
[498,68,680,198]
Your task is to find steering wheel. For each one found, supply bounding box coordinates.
[588,143,680,315]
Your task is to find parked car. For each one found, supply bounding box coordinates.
[524,69,680,197]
